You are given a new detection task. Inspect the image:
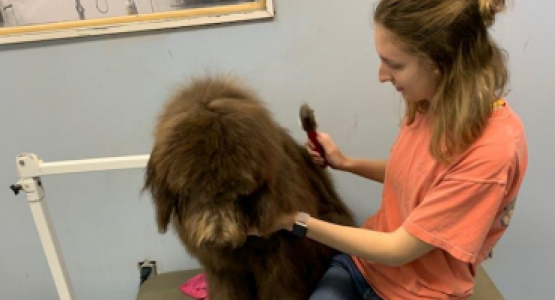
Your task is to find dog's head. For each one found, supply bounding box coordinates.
[143,76,293,249]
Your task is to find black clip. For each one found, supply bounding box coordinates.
[10,184,22,195]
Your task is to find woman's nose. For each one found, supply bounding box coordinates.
[378,64,392,83]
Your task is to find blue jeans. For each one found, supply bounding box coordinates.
[309,253,383,300]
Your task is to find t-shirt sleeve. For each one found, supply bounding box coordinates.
[403,153,513,263]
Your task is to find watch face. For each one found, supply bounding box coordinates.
[293,223,307,237]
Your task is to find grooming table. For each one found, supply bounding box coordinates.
[135,266,504,300]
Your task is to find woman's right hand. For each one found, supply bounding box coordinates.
[306,132,349,170]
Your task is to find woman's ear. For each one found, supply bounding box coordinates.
[434,67,441,77]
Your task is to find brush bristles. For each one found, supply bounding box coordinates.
[300,104,317,132]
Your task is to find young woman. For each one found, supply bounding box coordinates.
[256,0,528,299]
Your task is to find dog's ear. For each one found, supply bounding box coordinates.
[143,158,175,234]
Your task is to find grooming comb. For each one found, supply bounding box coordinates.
[300,103,328,168]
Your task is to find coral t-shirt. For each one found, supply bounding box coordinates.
[352,102,528,299]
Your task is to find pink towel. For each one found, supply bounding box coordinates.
[179,273,209,300]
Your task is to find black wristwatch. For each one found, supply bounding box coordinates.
[292,212,310,237]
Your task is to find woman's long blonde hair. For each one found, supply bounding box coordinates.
[375,0,509,164]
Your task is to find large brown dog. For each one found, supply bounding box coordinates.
[142,75,355,300]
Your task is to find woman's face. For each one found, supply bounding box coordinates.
[374,24,439,103]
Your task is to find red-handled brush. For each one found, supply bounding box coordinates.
[300,103,328,168]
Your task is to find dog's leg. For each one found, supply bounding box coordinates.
[255,237,340,300]
[255,256,312,300]
[205,268,256,300]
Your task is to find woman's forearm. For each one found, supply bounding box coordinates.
[299,216,433,267]
[339,159,388,183]
[304,217,399,266]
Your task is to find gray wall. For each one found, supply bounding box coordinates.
[0,1,551,299]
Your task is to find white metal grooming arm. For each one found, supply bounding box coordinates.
[10,153,150,300]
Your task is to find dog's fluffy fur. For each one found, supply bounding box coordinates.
[142,75,355,300]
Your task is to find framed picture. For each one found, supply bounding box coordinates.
[0,0,274,45]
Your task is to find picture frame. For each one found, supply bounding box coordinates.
[0,0,274,45]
